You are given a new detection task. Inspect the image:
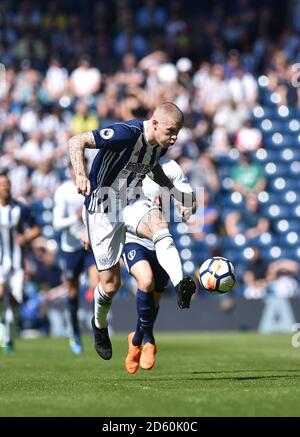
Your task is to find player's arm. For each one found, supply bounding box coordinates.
[17,205,40,246]
[68,132,96,195]
[21,224,40,245]
[69,125,140,195]
[149,163,196,215]
[16,221,40,246]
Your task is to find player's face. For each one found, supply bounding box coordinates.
[153,119,182,148]
[0,175,11,201]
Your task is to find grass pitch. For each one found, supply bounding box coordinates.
[0,332,300,417]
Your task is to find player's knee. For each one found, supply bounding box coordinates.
[101,277,121,294]
[137,275,155,292]
[148,220,168,238]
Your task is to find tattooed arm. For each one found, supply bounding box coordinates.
[68,132,96,195]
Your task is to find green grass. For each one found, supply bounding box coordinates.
[1,332,300,417]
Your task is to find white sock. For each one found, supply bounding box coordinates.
[94,284,113,329]
[153,229,183,287]
[5,306,14,344]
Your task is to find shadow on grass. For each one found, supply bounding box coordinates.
[124,369,300,383]
[190,369,300,375]
[188,375,300,382]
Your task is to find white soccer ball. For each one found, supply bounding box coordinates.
[199,257,236,295]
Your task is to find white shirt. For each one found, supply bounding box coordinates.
[70,66,101,97]
[125,158,193,250]
[53,179,86,252]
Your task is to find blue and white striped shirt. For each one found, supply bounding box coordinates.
[0,200,36,273]
[85,120,166,212]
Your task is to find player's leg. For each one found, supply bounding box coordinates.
[66,278,82,355]
[86,210,125,360]
[137,208,196,309]
[91,263,120,360]
[138,253,169,371]
[86,260,99,293]
[94,264,120,329]
[123,243,168,372]
[5,270,24,352]
[123,200,183,287]
[0,282,14,351]
[61,250,84,354]
[123,252,155,373]
[150,251,170,336]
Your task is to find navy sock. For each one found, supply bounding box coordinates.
[132,303,160,346]
[133,290,156,345]
[132,318,143,346]
[68,296,80,338]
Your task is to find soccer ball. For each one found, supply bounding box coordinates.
[199,257,235,295]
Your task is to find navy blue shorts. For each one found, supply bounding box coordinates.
[123,243,169,293]
[61,249,96,281]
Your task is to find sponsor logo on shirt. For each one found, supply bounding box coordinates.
[124,162,151,175]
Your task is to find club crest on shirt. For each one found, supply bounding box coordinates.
[99,255,110,266]
[128,250,136,261]
[100,128,114,139]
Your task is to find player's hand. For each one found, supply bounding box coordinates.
[178,205,192,222]
[16,234,27,246]
[81,230,92,252]
[176,204,192,222]
[77,208,83,222]
[75,175,90,196]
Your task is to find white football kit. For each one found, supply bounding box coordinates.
[53,179,86,252]
[0,200,36,303]
[125,157,194,251]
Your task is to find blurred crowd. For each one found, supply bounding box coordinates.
[1,0,300,333]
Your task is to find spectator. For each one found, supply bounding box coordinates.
[266,259,300,298]
[225,192,269,240]
[230,152,266,195]
[136,0,167,34]
[114,52,145,87]
[179,153,220,194]
[31,238,63,291]
[30,160,59,200]
[213,99,250,137]
[43,56,69,102]
[234,119,262,153]
[71,99,98,135]
[209,122,232,157]
[188,190,219,241]
[243,247,269,299]
[69,56,101,98]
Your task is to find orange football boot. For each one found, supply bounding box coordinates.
[125,332,142,374]
[139,342,157,370]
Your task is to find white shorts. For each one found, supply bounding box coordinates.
[0,267,24,303]
[85,197,159,271]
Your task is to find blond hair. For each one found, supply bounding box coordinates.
[153,102,184,125]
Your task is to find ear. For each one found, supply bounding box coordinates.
[153,119,158,130]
